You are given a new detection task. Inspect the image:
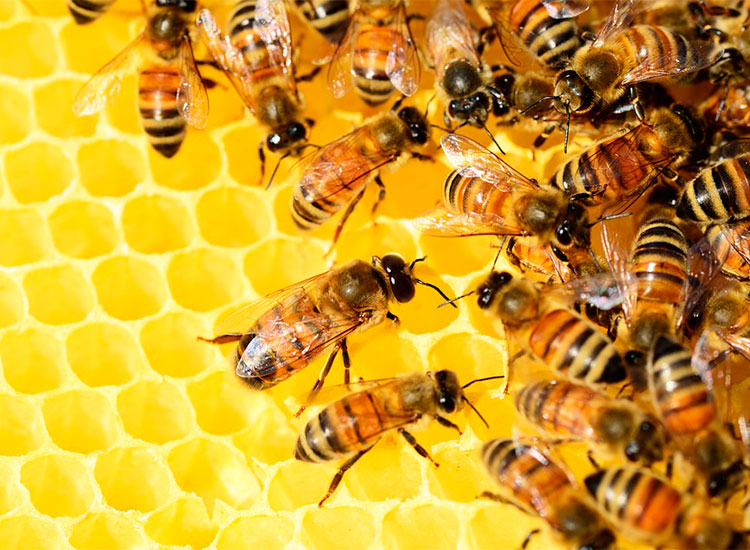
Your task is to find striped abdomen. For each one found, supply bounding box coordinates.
[138,63,186,158]
[515,380,602,441]
[295,381,413,462]
[677,154,750,223]
[508,0,581,68]
[707,222,750,280]
[585,467,681,543]
[228,0,281,90]
[443,171,514,220]
[527,309,627,386]
[236,290,334,389]
[292,0,349,43]
[649,335,715,436]
[67,0,115,24]
[549,129,653,202]
[352,22,403,105]
[630,218,687,327]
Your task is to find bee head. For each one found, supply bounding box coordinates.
[553,70,595,114]
[148,8,189,46]
[624,417,664,465]
[476,271,512,310]
[397,107,429,145]
[433,370,463,414]
[554,201,591,251]
[267,122,308,152]
[373,254,454,305]
[448,92,491,127]
[706,459,745,498]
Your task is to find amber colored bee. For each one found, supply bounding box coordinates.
[418,134,594,277]
[199,254,454,397]
[296,370,498,506]
[73,0,208,158]
[289,0,350,44]
[515,379,665,464]
[585,466,745,549]
[549,106,702,206]
[648,334,745,499]
[327,0,420,105]
[481,438,615,550]
[426,0,505,129]
[552,0,725,126]
[68,0,116,24]
[475,271,627,387]
[197,0,315,183]
[676,152,750,223]
[290,101,430,247]
[706,220,750,281]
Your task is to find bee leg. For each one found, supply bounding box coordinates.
[370,174,386,223]
[477,25,496,56]
[197,333,244,344]
[505,237,524,273]
[435,415,462,436]
[443,109,453,130]
[296,345,340,417]
[341,338,351,387]
[412,152,433,162]
[627,86,645,123]
[319,447,372,507]
[296,66,322,83]
[520,529,541,550]
[386,311,400,324]
[257,142,266,187]
[531,124,556,158]
[586,449,601,470]
[478,491,528,512]
[328,186,367,256]
[666,453,674,480]
[399,428,439,468]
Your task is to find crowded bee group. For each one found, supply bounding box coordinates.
[69,0,750,547]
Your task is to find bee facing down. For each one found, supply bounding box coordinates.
[73,0,209,158]
[199,254,455,406]
[296,370,501,506]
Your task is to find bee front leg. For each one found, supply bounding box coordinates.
[296,344,340,417]
[370,174,386,223]
[435,415,462,436]
[520,529,541,550]
[197,333,244,344]
[327,186,367,256]
[386,311,400,324]
[257,142,266,187]
[319,446,373,507]
[399,428,439,468]
[341,338,351,387]
[478,491,527,514]
[296,66,322,83]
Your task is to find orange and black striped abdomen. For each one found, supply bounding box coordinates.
[707,222,750,280]
[549,130,651,202]
[515,380,601,441]
[443,171,514,221]
[677,154,750,223]
[649,335,715,436]
[353,21,403,105]
[508,0,581,68]
[615,25,709,78]
[527,309,626,386]
[295,382,411,462]
[235,290,333,389]
[138,63,186,158]
[228,0,279,87]
[585,467,681,540]
[67,0,115,24]
[292,0,349,43]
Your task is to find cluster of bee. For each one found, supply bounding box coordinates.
[69,0,750,547]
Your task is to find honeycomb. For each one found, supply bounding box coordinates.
[0,2,649,549]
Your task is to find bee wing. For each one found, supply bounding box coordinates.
[196,8,259,113]
[72,33,144,116]
[385,1,421,96]
[721,222,750,267]
[483,4,558,69]
[441,134,535,192]
[254,0,297,94]
[414,207,526,238]
[680,237,727,330]
[542,272,623,310]
[426,0,480,71]
[599,209,635,321]
[541,0,590,18]
[176,33,209,129]
[326,5,359,98]
[593,0,643,46]
[298,377,403,406]
[622,37,725,85]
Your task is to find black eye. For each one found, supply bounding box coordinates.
[266,133,284,151]
[708,475,727,496]
[448,100,462,116]
[555,223,572,246]
[439,392,456,413]
[410,126,428,145]
[287,122,306,141]
[391,273,415,302]
[624,441,640,462]
[495,74,514,95]
[381,253,406,274]
[472,92,489,109]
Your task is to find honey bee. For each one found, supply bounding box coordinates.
[480,438,615,550]
[296,370,500,506]
[72,0,208,158]
[515,378,665,464]
[68,0,116,24]
[426,0,505,129]
[585,466,745,549]
[552,0,726,133]
[676,152,750,223]
[327,0,420,106]
[289,0,350,44]
[197,0,314,184]
[199,254,454,400]
[706,220,750,281]
[474,271,627,388]
[418,134,595,277]
[290,100,430,248]
[648,334,745,499]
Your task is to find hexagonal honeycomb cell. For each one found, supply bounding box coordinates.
[0,3,650,550]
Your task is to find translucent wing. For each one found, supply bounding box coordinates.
[72,33,144,116]
[722,333,750,362]
[426,0,480,74]
[680,237,726,329]
[326,5,359,98]
[600,209,635,321]
[441,134,536,191]
[721,221,750,268]
[386,1,421,96]
[254,0,296,94]
[177,33,209,129]
[593,0,643,46]
[299,377,404,406]
[541,0,590,18]
[542,272,623,310]
[483,4,558,69]
[414,207,526,237]
[622,36,725,85]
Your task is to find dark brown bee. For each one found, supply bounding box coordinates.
[73,0,208,158]
[199,254,454,400]
[677,152,750,223]
[327,0,420,106]
[68,0,116,24]
[289,0,350,44]
[515,379,664,464]
[297,370,498,506]
[648,334,745,499]
[585,466,745,549]
[481,438,615,550]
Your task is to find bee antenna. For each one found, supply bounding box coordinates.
[491,235,507,271]
[265,151,291,190]
[415,278,458,308]
[462,375,505,390]
[519,95,558,115]
[586,246,602,272]
[424,93,437,118]
[465,397,490,429]
[391,94,406,113]
[483,124,505,154]
[587,212,632,227]
[430,124,454,134]
[564,103,571,154]
[409,256,427,270]
[438,290,474,308]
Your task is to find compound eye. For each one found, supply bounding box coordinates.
[448,100,462,116]
[495,74,514,93]
[390,272,416,303]
[438,392,456,413]
[266,133,284,152]
[555,223,572,247]
[381,253,406,274]
[472,92,490,109]
[410,127,428,145]
[287,122,306,141]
